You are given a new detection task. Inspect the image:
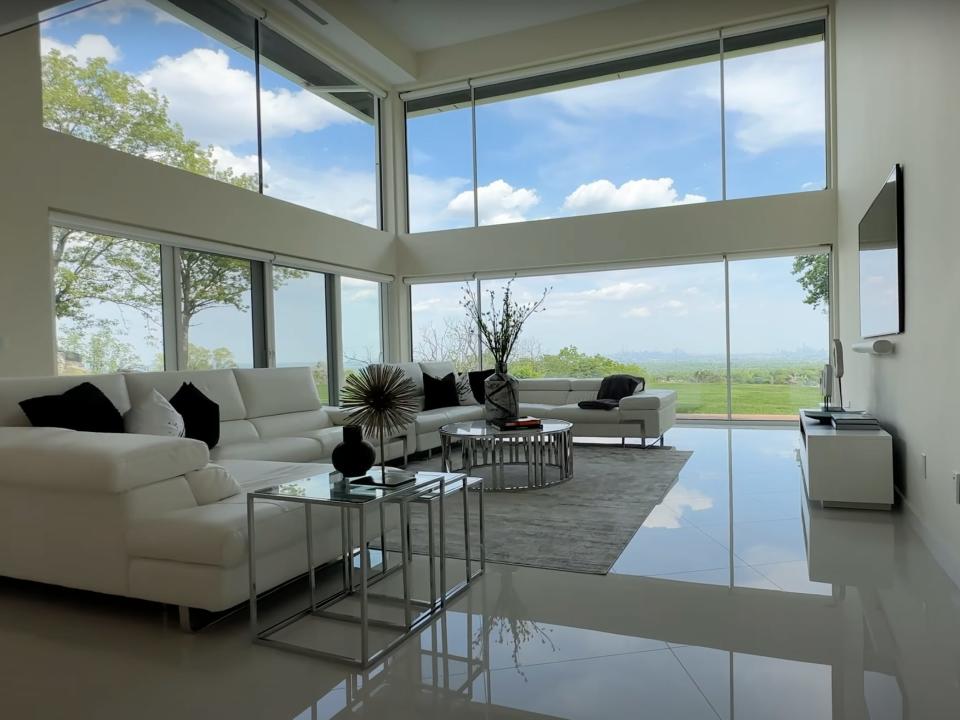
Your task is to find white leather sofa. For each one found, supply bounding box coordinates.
[383,361,677,452]
[0,368,404,621]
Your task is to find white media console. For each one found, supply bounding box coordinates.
[798,411,894,510]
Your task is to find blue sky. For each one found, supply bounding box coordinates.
[408,41,826,230]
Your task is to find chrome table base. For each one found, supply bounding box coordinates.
[440,428,574,491]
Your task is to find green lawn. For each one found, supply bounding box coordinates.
[656,382,820,417]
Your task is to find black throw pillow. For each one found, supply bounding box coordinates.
[169,382,220,448]
[423,372,460,411]
[19,381,123,433]
[468,369,495,404]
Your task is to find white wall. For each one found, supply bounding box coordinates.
[0,26,394,377]
[835,0,960,574]
[398,190,837,279]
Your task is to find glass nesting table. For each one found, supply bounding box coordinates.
[247,469,484,668]
[439,419,574,491]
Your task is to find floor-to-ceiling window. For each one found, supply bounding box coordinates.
[406,95,474,232]
[403,17,827,231]
[410,280,478,371]
[272,266,330,402]
[723,22,827,199]
[410,250,830,421]
[728,252,829,419]
[39,0,380,226]
[178,250,254,369]
[52,226,164,374]
[340,277,383,386]
[258,26,379,227]
[477,263,727,417]
[52,221,389,388]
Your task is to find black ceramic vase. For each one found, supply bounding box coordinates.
[331,425,376,477]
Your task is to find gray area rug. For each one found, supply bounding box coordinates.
[390,444,692,575]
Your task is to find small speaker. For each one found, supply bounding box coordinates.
[832,339,844,379]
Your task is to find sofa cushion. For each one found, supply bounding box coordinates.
[233,367,321,418]
[414,405,483,435]
[124,370,247,422]
[124,389,185,437]
[569,379,601,391]
[377,362,424,395]
[423,372,459,410]
[547,403,622,424]
[519,403,566,417]
[185,464,240,505]
[127,460,334,567]
[468,369,494,403]
[295,426,345,456]
[19,381,124,434]
[517,378,571,392]
[0,374,131,428]
[219,419,259,446]
[210,436,325,463]
[419,361,456,379]
[250,410,332,439]
[0,426,209,493]
[170,383,220,449]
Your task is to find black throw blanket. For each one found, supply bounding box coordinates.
[578,374,644,410]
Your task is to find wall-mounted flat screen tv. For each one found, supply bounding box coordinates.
[859,164,904,338]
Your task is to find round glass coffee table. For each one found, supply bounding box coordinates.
[439,419,573,491]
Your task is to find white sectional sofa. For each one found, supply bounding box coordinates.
[0,367,405,621]
[0,363,674,623]
[383,361,677,452]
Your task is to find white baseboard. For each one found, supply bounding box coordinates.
[896,487,960,591]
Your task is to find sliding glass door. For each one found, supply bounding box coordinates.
[409,250,830,422]
[728,253,830,420]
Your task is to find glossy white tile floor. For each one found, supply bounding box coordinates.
[3,427,960,719]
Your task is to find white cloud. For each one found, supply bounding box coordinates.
[715,43,825,154]
[563,178,706,214]
[801,181,823,191]
[448,179,540,225]
[411,297,444,313]
[41,34,120,65]
[263,165,377,228]
[660,299,688,316]
[407,174,472,233]
[624,306,651,318]
[575,282,654,301]
[138,48,356,147]
[210,146,263,177]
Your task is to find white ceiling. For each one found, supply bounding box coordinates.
[351,0,644,52]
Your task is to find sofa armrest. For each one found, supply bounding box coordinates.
[0,427,209,494]
[324,405,353,426]
[619,389,678,412]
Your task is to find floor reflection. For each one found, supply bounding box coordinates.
[3,427,959,719]
[287,427,959,720]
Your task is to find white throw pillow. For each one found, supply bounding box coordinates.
[185,463,240,505]
[124,389,185,437]
[456,373,478,405]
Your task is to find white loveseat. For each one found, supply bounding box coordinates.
[0,367,404,619]
[382,362,677,452]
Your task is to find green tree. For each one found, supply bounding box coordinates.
[792,254,830,312]
[42,51,257,190]
[59,322,145,374]
[45,50,303,369]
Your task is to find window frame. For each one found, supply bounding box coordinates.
[402,14,830,232]
[407,245,833,423]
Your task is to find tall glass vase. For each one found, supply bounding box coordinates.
[484,363,519,422]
